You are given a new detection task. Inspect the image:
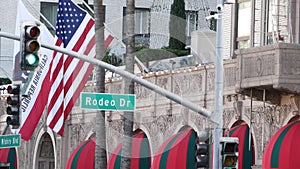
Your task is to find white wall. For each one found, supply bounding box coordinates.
[0,1,18,78]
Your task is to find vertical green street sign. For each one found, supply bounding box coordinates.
[81,92,136,111]
[0,134,21,148]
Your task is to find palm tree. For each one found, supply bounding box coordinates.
[93,0,107,168]
[121,0,135,168]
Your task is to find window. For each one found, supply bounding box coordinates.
[186,11,198,37]
[41,2,97,34]
[135,9,150,35]
[236,0,251,49]
[266,0,274,44]
[123,8,150,46]
[209,11,217,32]
[41,2,58,34]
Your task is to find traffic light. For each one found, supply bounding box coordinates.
[6,84,21,129]
[196,131,210,168]
[221,137,239,169]
[20,23,41,71]
[196,143,209,168]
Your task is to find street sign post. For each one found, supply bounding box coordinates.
[81,92,135,111]
[0,134,21,148]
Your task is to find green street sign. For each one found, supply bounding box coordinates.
[0,134,21,148]
[81,92,135,111]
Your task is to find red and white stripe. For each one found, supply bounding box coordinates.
[46,15,96,135]
[16,0,55,141]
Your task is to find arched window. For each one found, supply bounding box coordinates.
[35,133,55,169]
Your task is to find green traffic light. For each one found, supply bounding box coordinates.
[25,53,39,66]
[21,24,41,71]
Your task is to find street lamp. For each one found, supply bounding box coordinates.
[211,0,235,169]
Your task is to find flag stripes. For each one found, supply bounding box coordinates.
[19,0,115,139]
[19,70,51,140]
[47,15,96,134]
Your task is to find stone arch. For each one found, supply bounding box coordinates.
[287,115,300,124]
[137,125,154,161]
[226,112,260,163]
[33,129,56,169]
[133,128,152,160]
[178,125,194,132]
[230,119,247,128]
[227,119,257,166]
[226,117,246,131]
[175,125,204,136]
[85,130,95,140]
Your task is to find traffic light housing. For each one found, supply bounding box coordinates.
[196,131,210,168]
[221,137,239,169]
[20,23,41,71]
[6,84,21,129]
[196,143,209,168]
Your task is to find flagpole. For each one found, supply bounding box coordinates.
[0,31,213,119]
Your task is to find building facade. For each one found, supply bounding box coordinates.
[1,0,300,169]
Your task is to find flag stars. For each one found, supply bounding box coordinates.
[56,0,86,45]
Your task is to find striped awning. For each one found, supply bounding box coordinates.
[108,132,151,169]
[65,138,95,169]
[263,120,300,169]
[0,148,17,169]
[152,129,197,169]
[226,124,255,169]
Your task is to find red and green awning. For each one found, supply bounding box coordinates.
[0,148,17,169]
[263,120,300,169]
[152,129,197,169]
[108,132,151,169]
[226,124,255,169]
[65,138,95,169]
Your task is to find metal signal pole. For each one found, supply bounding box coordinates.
[213,0,224,168]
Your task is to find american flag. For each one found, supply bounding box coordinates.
[46,0,96,135]
[17,0,54,141]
